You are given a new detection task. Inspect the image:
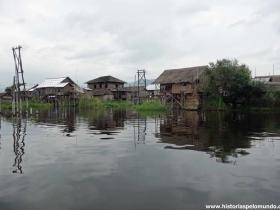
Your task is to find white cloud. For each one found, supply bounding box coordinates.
[0,0,279,90]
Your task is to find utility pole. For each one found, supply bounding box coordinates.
[12,45,27,115]
[136,69,146,104]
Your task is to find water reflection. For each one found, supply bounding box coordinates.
[80,109,127,139]
[1,108,280,209]
[29,109,279,164]
[31,107,76,135]
[12,116,27,174]
[2,108,280,177]
[85,109,125,130]
[133,113,147,145]
[156,111,260,164]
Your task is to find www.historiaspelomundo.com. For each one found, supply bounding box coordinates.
[205,204,280,209]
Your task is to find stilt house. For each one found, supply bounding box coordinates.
[33,77,83,101]
[154,66,207,110]
[86,76,126,100]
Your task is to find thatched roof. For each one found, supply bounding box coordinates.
[86,76,125,84]
[154,66,207,84]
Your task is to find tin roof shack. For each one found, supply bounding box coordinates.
[34,77,83,101]
[154,66,207,110]
[253,75,280,91]
[86,76,127,100]
[146,84,160,98]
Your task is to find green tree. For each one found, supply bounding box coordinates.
[203,59,252,108]
[5,85,14,95]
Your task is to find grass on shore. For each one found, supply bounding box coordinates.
[79,97,132,109]
[134,100,166,111]
[79,97,166,111]
[1,98,166,112]
[0,101,52,111]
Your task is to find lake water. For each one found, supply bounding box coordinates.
[0,109,280,210]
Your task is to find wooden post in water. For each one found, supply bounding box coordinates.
[12,76,16,115]
[12,45,27,115]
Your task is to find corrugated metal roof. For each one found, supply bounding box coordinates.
[27,84,38,92]
[146,84,160,91]
[254,75,280,83]
[36,77,69,88]
[34,76,85,95]
[83,87,92,91]
[253,77,270,82]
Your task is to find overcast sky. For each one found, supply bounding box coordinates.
[0,0,279,89]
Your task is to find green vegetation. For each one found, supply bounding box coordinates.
[104,100,132,109]
[134,100,166,111]
[79,97,132,109]
[201,96,227,111]
[202,58,280,110]
[0,100,51,111]
[78,97,105,109]
[79,97,166,112]
[27,101,52,109]
[202,59,252,109]
[1,97,166,114]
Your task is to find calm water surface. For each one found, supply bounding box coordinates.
[0,109,280,210]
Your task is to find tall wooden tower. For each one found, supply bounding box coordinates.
[12,45,27,114]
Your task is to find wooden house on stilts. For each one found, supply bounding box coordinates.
[32,77,83,103]
[154,66,207,110]
[86,76,127,100]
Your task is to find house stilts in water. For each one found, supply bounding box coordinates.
[154,66,207,110]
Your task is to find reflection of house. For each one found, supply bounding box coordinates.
[85,109,126,131]
[157,111,251,164]
[33,77,83,100]
[154,66,207,110]
[32,108,76,134]
[253,75,280,91]
[86,76,126,100]
[158,112,202,148]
